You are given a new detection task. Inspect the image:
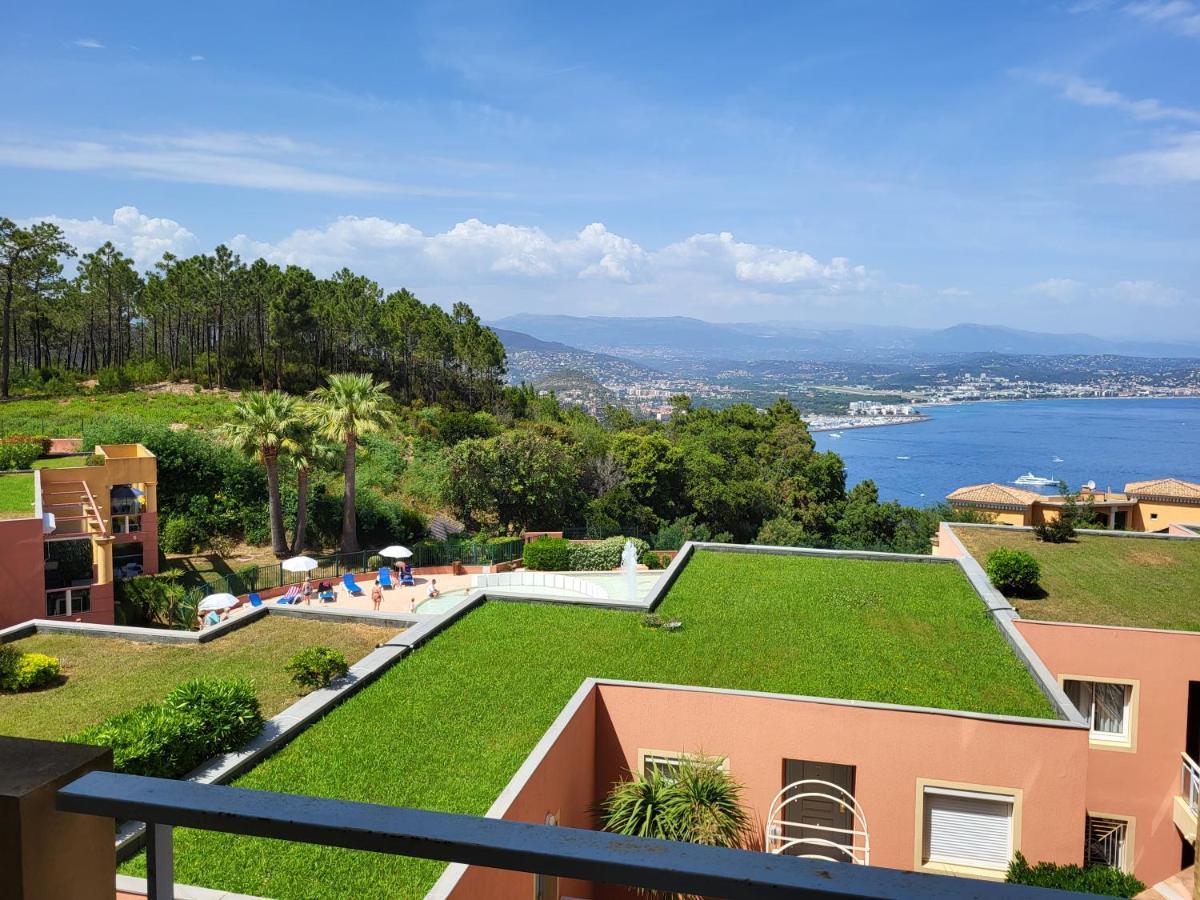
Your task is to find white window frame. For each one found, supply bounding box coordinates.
[637,749,729,781]
[915,780,1020,879]
[1084,813,1134,873]
[1061,676,1138,751]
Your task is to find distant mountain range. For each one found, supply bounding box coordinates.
[490,315,1200,362]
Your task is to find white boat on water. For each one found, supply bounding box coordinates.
[1014,472,1057,486]
[1052,456,1064,463]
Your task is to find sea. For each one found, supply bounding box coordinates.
[811,397,1200,507]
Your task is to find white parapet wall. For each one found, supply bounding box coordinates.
[469,571,611,600]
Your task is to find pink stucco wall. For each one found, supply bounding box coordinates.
[0,518,48,628]
[446,688,598,899]
[593,683,1087,892]
[1016,619,1200,885]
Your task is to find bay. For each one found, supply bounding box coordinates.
[811,397,1200,506]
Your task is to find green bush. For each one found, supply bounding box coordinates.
[569,536,650,571]
[71,678,263,779]
[522,536,572,571]
[96,366,134,393]
[6,653,61,691]
[286,647,350,690]
[0,645,21,686]
[161,514,205,554]
[986,548,1041,595]
[0,438,43,470]
[1006,852,1145,896]
[0,647,62,692]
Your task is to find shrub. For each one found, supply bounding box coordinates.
[0,645,20,686]
[71,678,263,779]
[569,536,649,571]
[641,550,667,570]
[96,365,134,393]
[161,514,205,554]
[598,756,751,849]
[5,653,61,691]
[0,438,43,470]
[0,647,62,692]
[522,536,572,571]
[986,548,1041,595]
[1034,517,1076,544]
[286,646,350,690]
[1005,852,1145,896]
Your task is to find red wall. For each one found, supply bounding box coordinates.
[447,689,597,899]
[0,518,47,628]
[1016,619,1200,884]
[593,683,1087,889]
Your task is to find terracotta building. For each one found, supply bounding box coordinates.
[0,444,158,628]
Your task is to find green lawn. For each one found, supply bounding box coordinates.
[0,617,396,741]
[0,472,34,519]
[31,455,91,469]
[956,526,1200,630]
[126,551,1054,899]
[0,390,236,438]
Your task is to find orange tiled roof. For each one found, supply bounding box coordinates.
[946,483,1045,507]
[1123,478,1200,500]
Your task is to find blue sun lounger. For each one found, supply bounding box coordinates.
[378,568,394,589]
[343,573,364,596]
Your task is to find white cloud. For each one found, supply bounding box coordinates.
[229,216,869,307]
[0,130,485,197]
[1030,278,1085,301]
[1104,131,1200,182]
[73,38,104,49]
[1032,73,1200,123]
[24,206,195,269]
[653,232,868,290]
[1124,0,1200,36]
[190,55,206,62]
[1109,279,1184,308]
[937,287,972,298]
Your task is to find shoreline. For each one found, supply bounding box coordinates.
[807,414,930,433]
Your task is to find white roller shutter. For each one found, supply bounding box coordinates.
[922,788,1014,870]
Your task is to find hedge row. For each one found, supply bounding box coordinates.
[0,436,46,470]
[523,535,651,571]
[70,678,264,779]
[1006,852,1145,896]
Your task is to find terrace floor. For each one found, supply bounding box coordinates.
[954,526,1200,631]
[125,550,1055,900]
[0,617,396,741]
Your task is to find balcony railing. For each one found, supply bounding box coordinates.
[1183,751,1200,817]
[56,771,1075,900]
[45,585,91,617]
[111,514,142,534]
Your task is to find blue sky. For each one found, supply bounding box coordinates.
[2,1,1197,338]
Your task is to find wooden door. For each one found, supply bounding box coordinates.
[781,759,857,863]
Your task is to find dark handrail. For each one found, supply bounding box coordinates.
[57,771,1090,899]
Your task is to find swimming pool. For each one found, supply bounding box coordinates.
[411,571,662,615]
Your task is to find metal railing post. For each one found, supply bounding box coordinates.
[146,822,174,900]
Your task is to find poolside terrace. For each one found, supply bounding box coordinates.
[123,547,1062,899]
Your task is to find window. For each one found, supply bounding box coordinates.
[46,587,90,617]
[1085,815,1131,872]
[921,787,1015,873]
[1063,679,1135,747]
[638,750,728,781]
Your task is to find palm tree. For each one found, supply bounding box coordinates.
[598,756,751,899]
[218,390,300,558]
[307,373,392,553]
[288,425,337,555]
